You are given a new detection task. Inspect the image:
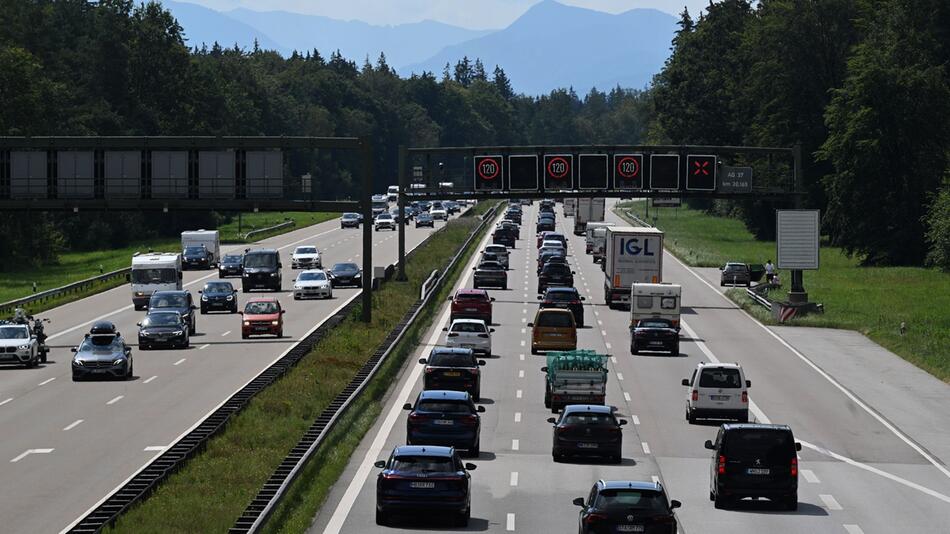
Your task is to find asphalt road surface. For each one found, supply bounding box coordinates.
[0,209,461,534]
[311,200,950,534]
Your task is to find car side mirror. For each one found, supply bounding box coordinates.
[238,311,244,315]
[572,271,576,274]
[619,419,628,425]
[418,358,427,364]
[581,297,586,301]
[547,417,556,424]
[447,296,453,301]
[490,297,496,302]
[572,497,585,507]
[277,263,282,268]
[125,347,132,355]
[681,378,690,386]
[489,328,495,333]
[292,279,296,282]
[540,366,548,372]
[796,442,802,451]
[477,360,486,366]
[704,440,715,450]
[719,266,724,270]
[402,403,412,410]
[536,296,542,300]
[670,500,682,509]
[746,380,752,387]
[280,310,286,314]
[527,322,534,327]
[442,327,448,332]
[136,322,142,327]
[471,267,475,271]
[464,463,477,471]
[477,406,486,413]
[198,290,203,294]
[70,347,78,353]
[374,460,386,469]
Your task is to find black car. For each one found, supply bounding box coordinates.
[137,311,189,349]
[543,232,568,249]
[538,262,574,293]
[498,220,521,239]
[218,253,244,278]
[182,245,213,270]
[538,253,569,274]
[631,318,680,355]
[340,212,361,228]
[720,262,751,287]
[415,212,434,228]
[706,424,802,510]
[71,322,133,381]
[199,281,238,314]
[404,390,486,456]
[420,347,486,400]
[492,228,516,247]
[574,480,681,534]
[505,210,522,224]
[147,290,197,333]
[374,445,477,527]
[537,217,556,233]
[242,249,282,292]
[444,200,460,214]
[473,261,507,289]
[538,287,585,326]
[327,262,362,287]
[549,404,626,463]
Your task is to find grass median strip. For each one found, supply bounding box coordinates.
[617,201,950,382]
[218,212,339,243]
[105,202,496,533]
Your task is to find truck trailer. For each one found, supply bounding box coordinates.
[603,226,664,309]
[573,197,605,235]
[541,350,609,413]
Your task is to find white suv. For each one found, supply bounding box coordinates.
[374,213,396,231]
[682,362,750,424]
[483,244,510,268]
[443,319,493,356]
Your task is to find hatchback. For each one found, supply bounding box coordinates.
[444,319,493,355]
[706,424,801,510]
[240,298,285,338]
[404,390,486,456]
[538,287,585,326]
[529,308,577,354]
[420,347,486,400]
[549,404,626,463]
[573,480,680,534]
[449,289,494,324]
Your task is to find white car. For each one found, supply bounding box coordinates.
[430,208,448,221]
[291,246,322,269]
[0,323,39,368]
[482,244,510,268]
[443,318,493,356]
[682,362,750,424]
[375,213,396,231]
[293,270,333,300]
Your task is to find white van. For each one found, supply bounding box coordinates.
[682,362,751,424]
[387,185,399,201]
[131,252,182,310]
[630,283,681,329]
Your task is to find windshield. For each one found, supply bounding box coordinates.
[245,301,279,314]
[82,334,121,348]
[244,253,277,268]
[545,290,578,302]
[391,456,456,473]
[131,268,177,284]
[451,322,487,333]
[295,247,317,254]
[699,368,742,388]
[543,264,571,275]
[638,319,673,329]
[143,314,181,326]
[478,262,503,271]
[595,490,668,513]
[223,254,242,263]
[417,400,472,413]
[372,201,388,209]
[725,264,748,272]
[537,311,574,328]
[455,293,486,302]
[150,294,187,308]
[377,214,392,220]
[562,412,616,426]
[429,351,476,367]
[342,213,358,220]
[184,246,206,255]
[299,272,327,281]
[204,282,233,294]
[0,326,29,339]
[723,430,795,461]
[332,263,359,272]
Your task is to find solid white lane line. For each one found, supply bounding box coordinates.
[143,375,157,384]
[0,398,12,406]
[222,330,231,336]
[198,344,210,350]
[39,377,56,386]
[670,252,950,481]
[143,446,167,452]
[641,442,651,454]
[801,469,820,483]
[510,472,519,486]
[10,448,54,463]
[506,513,515,531]
[518,370,524,378]
[63,419,83,431]
[106,395,123,405]
[632,415,640,425]
[820,494,843,511]
[624,392,631,402]
[616,372,624,381]
[843,525,865,534]
[514,412,522,423]
[516,389,523,399]
[174,358,187,365]
[512,439,520,451]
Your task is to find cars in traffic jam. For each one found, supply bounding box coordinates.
[375,213,397,231]
[218,252,244,277]
[340,212,361,228]
[241,248,282,292]
[550,404,627,463]
[538,286,586,327]
[472,260,507,289]
[148,290,197,334]
[199,281,238,313]
[443,319,493,356]
[181,244,213,270]
[240,297,285,338]
[450,288,494,324]
[293,269,333,299]
[415,212,435,228]
[631,318,680,355]
[683,362,751,424]
[290,246,322,269]
[0,322,40,368]
[420,347,485,401]
[574,480,681,534]
[71,322,133,380]
[327,262,362,287]
[403,390,486,456]
[137,311,190,349]
[705,424,801,510]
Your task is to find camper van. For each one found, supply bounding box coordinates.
[630,283,681,329]
[131,252,183,310]
[387,185,399,202]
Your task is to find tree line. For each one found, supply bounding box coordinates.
[650,0,949,268]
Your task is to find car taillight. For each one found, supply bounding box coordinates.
[718,455,726,475]
[741,391,748,403]
[570,300,580,305]
[447,333,459,337]
[691,390,698,401]
[408,413,426,423]
[425,367,435,373]
[790,457,798,477]
[468,368,479,375]
[477,333,489,338]
[461,415,479,426]
[584,512,608,524]
[556,425,576,434]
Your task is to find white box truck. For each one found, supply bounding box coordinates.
[585,221,616,261]
[181,230,220,268]
[564,198,576,217]
[574,197,605,235]
[130,252,182,310]
[603,226,664,309]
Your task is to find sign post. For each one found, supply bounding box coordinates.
[719,166,753,193]
[776,209,820,304]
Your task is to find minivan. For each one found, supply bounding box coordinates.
[242,249,282,292]
[705,424,801,510]
[528,308,577,355]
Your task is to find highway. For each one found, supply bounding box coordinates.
[312,200,950,534]
[0,210,458,534]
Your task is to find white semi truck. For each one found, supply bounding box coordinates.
[564,198,576,217]
[602,226,664,309]
[585,221,616,262]
[574,197,605,235]
[131,252,182,310]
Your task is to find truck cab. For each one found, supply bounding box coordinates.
[131,252,183,310]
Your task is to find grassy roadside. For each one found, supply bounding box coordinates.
[105,202,497,533]
[217,212,339,243]
[617,201,950,382]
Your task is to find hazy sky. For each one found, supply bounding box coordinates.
[180,0,708,29]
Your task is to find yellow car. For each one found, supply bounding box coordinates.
[528,308,577,355]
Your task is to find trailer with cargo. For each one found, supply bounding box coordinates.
[603,226,664,309]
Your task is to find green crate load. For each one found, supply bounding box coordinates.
[545,350,609,376]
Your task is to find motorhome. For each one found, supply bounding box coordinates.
[131,252,182,310]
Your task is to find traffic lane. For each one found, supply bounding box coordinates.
[0,219,448,534]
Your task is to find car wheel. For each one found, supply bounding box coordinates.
[687,409,697,425]
[709,491,715,502]
[473,388,481,402]
[242,333,248,339]
[277,329,283,338]
[784,494,798,511]
[293,295,300,300]
[40,352,47,364]
[72,373,81,382]
[714,493,730,509]
[610,454,622,464]
[531,348,539,355]
[737,412,749,423]
[471,441,480,457]
[200,307,207,315]
[502,284,507,290]
[671,344,679,356]
[375,509,388,526]
[127,362,133,379]
[242,286,248,293]
[631,344,639,355]
[455,508,470,527]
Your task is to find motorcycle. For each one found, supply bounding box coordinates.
[11,309,49,363]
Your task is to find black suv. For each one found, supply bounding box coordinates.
[420,347,486,401]
[549,404,626,463]
[147,290,197,334]
[538,287,585,326]
[242,249,282,292]
[492,228,516,248]
[538,262,574,293]
[573,480,680,534]
[182,245,213,270]
[705,423,802,510]
[218,253,244,278]
[199,280,238,314]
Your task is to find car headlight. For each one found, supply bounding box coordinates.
[294,285,302,290]
[135,291,146,297]
[17,344,31,350]
[270,273,278,277]
[113,358,125,366]
[243,321,250,326]
[243,273,250,277]
[201,295,208,301]
[271,320,279,325]
[74,360,85,366]
[226,295,233,301]
[173,330,184,336]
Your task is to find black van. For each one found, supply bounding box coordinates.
[705,423,801,510]
[241,249,282,292]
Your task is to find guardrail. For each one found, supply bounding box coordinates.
[242,220,295,241]
[0,268,130,316]
[746,286,773,311]
[420,270,439,299]
[229,204,498,533]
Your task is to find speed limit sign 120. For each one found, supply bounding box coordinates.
[613,153,643,190]
[474,155,503,190]
[543,154,574,190]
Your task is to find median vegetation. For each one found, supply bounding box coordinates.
[105,202,497,533]
[217,212,339,243]
[618,201,950,383]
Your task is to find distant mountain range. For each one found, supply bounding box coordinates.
[159,0,676,95]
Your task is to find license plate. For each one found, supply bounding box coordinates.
[255,327,270,332]
[710,395,730,401]
[616,526,644,533]
[650,341,665,346]
[92,369,107,374]
[464,308,478,312]
[443,371,461,377]
[548,333,563,337]
[577,443,598,449]
[434,419,454,426]
[747,468,771,475]
[410,481,435,489]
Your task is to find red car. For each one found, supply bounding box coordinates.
[450,289,494,325]
[240,297,285,338]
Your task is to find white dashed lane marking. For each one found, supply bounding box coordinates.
[143,375,157,384]
[512,439,520,451]
[174,358,187,365]
[506,513,516,531]
[801,469,820,483]
[820,494,843,511]
[0,398,12,407]
[10,448,54,463]
[63,419,83,431]
[106,395,123,405]
[38,377,55,386]
[514,412,522,423]
[641,442,651,454]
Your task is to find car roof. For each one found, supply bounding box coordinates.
[247,296,279,303]
[722,423,792,432]
[456,288,488,296]
[300,269,326,274]
[697,361,742,370]
[152,290,188,296]
[563,404,613,415]
[146,310,182,317]
[418,390,470,401]
[537,307,573,315]
[545,286,578,293]
[430,346,475,356]
[599,480,663,492]
[393,445,455,457]
[451,318,487,325]
[246,248,278,254]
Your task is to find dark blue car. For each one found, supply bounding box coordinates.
[374,445,477,527]
[403,390,485,456]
